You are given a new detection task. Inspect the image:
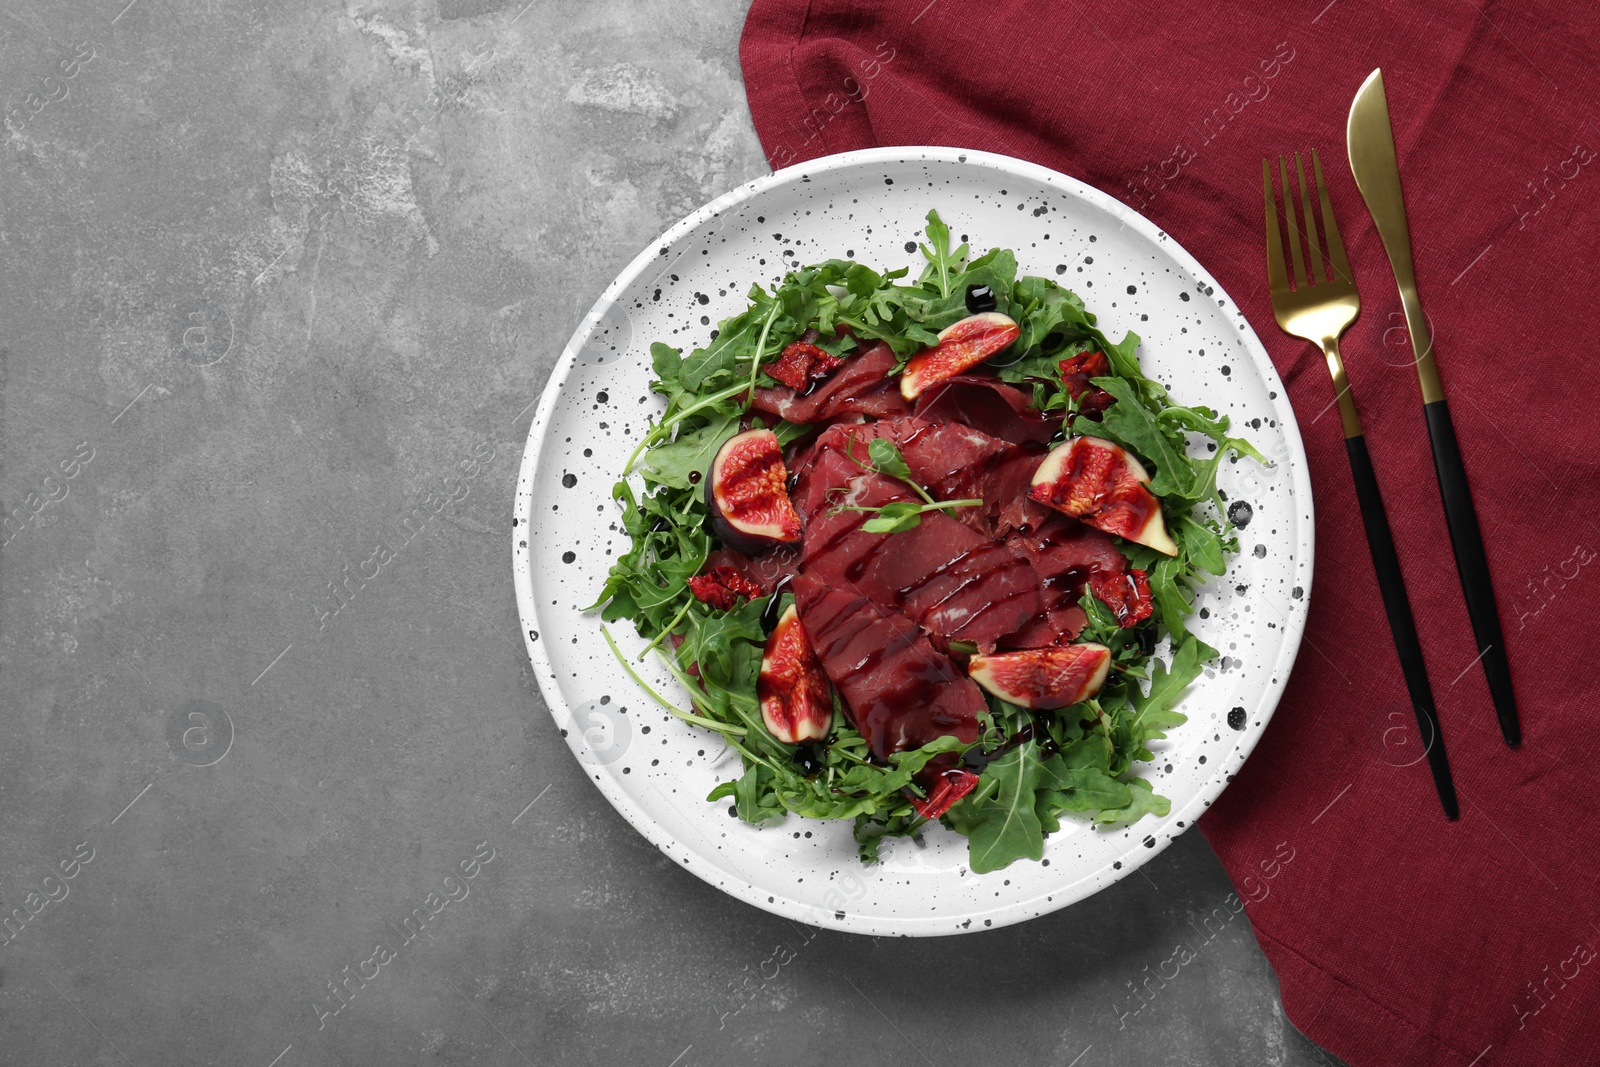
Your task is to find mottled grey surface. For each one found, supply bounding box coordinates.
[0,1,1346,1064]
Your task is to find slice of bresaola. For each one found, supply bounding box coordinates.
[799,451,1043,652]
[749,341,912,425]
[798,418,1050,540]
[912,374,1060,446]
[791,573,983,757]
[1002,513,1131,647]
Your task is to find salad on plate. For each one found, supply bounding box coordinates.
[591,211,1261,873]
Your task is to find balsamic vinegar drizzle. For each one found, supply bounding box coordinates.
[960,711,1062,773]
[759,574,795,634]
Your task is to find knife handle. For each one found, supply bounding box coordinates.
[1423,399,1521,746]
[1344,433,1459,819]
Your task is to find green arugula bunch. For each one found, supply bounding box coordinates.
[591,211,1261,874]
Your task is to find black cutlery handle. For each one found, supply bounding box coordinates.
[1345,434,1460,819]
[1423,399,1520,747]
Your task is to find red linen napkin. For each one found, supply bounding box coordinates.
[740,4,1600,1065]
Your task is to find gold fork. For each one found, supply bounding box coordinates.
[1264,151,1362,437]
[1263,150,1459,820]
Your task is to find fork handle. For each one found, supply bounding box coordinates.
[1344,433,1460,819]
[1424,399,1520,746]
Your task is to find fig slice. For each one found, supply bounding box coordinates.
[967,643,1113,709]
[705,428,802,554]
[900,312,1021,400]
[758,603,834,744]
[1028,436,1177,556]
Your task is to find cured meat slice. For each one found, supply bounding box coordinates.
[1002,513,1133,648]
[792,444,891,523]
[750,342,912,425]
[912,374,1060,446]
[799,457,1042,652]
[792,573,983,757]
[983,446,1053,541]
[799,418,1049,540]
[796,419,994,525]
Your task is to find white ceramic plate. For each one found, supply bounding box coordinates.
[512,147,1313,936]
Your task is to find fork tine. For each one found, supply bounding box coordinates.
[1263,159,1288,294]
[1278,155,1308,288]
[1312,149,1353,285]
[1295,152,1323,284]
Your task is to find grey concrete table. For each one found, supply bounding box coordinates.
[0,1,1347,1064]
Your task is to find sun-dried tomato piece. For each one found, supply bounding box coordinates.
[687,566,765,610]
[811,350,843,377]
[767,341,844,392]
[1088,566,1154,627]
[908,768,981,820]
[1058,351,1115,417]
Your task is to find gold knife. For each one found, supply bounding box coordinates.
[1347,68,1520,747]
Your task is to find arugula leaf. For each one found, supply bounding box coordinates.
[1144,554,1194,640]
[946,742,1046,873]
[853,813,922,863]
[1038,764,1133,822]
[681,287,778,392]
[1094,777,1172,827]
[651,342,684,388]
[730,764,787,825]
[1120,632,1211,765]
[917,209,970,299]
[1176,515,1227,576]
[1159,402,1267,464]
[641,412,738,490]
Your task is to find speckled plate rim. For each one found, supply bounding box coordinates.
[512,146,1315,936]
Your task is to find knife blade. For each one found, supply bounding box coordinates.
[1347,68,1521,747]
